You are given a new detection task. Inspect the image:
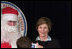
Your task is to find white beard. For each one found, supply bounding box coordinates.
[1,19,21,46]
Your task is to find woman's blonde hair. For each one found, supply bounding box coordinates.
[36,17,52,32]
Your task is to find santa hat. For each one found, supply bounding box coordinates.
[2,7,18,15]
[2,7,18,21]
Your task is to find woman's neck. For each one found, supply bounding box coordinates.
[39,35,48,41]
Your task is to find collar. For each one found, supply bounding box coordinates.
[36,36,52,41]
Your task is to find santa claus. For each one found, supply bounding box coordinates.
[1,7,22,48]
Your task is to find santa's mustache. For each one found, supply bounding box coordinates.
[7,26,18,33]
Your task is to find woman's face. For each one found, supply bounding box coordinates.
[37,24,49,37]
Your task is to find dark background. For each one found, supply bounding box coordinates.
[6,1,71,48]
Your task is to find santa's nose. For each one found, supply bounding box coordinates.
[8,21,17,26]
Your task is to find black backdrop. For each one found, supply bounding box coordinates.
[4,1,71,48]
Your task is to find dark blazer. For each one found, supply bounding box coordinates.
[33,39,60,48]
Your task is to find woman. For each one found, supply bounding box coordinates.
[33,17,60,48]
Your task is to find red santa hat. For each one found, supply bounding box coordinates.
[2,7,18,21]
[2,7,18,15]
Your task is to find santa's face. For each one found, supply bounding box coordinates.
[1,14,21,43]
[1,14,18,33]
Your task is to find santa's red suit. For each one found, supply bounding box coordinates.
[1,7,22,48]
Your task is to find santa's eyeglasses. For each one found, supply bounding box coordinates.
[7,20,17,26]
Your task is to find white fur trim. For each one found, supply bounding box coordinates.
[2,14,18,21]
[36,36,52,41]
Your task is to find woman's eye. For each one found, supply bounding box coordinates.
[44,27,47,29]
[39,27,42,28]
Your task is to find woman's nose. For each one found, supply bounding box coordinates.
[41,28,45,31]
